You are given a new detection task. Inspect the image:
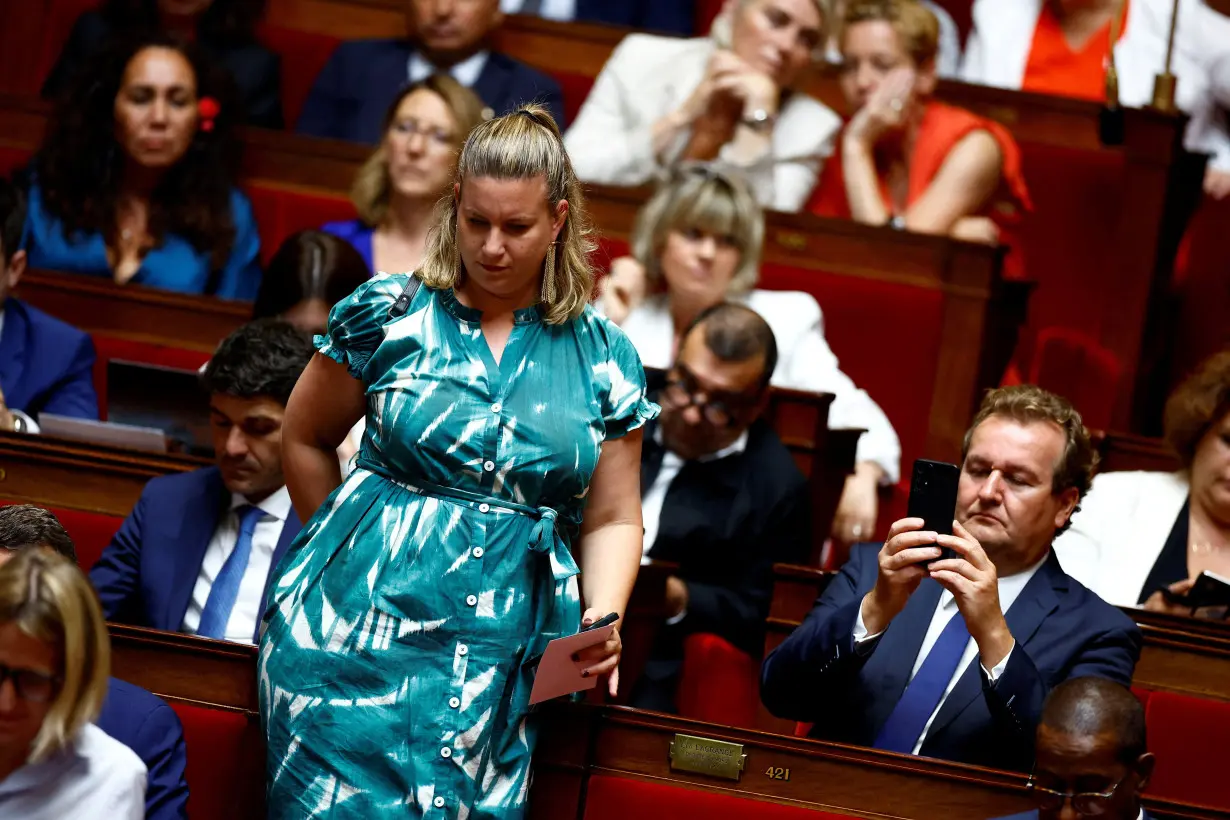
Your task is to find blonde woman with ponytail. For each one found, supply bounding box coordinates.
[0,548,145,819]
[263,104,658,818]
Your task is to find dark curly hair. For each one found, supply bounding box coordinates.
[200,320,313,407]
[100,0,266,47]
[35,31,242,272]
[1164,350,1230,469]
[0,505,77,563]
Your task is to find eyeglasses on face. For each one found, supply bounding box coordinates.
[662,366,760,429]
[0,662,61,704]
[1028,773,1130,816]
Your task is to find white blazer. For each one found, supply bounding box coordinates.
[961,0,1230,171]
[612,289,902,482]
[1053,470,1190,606]
[564,34,843,213]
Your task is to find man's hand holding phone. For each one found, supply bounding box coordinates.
[928,521,1014,670]
[861,517,942,635]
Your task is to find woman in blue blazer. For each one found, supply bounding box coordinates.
[24,32,261,301]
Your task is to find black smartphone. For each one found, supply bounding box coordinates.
[907,459,961,562]
[1161,571,1230,613]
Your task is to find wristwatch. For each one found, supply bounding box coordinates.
[9,413,26,434]
[741,108,776,132]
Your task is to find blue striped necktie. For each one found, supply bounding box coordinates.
[873,609,971,754]
[197,505,265,640]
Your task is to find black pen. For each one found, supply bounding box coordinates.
[524,613,619,668]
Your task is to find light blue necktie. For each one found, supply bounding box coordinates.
[197,504,264,640]
[874,609,970,754]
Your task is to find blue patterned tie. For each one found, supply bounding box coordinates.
[874,609,971,754]
[197,505,264,640]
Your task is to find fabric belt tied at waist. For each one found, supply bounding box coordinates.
[354,457,581,709]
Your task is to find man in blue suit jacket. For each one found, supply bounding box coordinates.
[297,0,566,143]
[504,0,695,36]
[991,677,1155,820]
[90,321,312,644]
[0,504,189,820]
[0,178,97,433]
[761,386,1141,773]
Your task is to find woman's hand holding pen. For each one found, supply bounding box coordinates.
[573,609,622,697]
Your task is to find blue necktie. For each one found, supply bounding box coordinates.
[874,609,971,754]
[197,505,264,640]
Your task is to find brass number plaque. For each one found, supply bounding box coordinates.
[669,734,747,781]
[764,766,791,781]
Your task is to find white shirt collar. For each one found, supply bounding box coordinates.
[938,551,1049,612]
[653,422,750,464]
[407,49,490,88]
[231,486,291,523]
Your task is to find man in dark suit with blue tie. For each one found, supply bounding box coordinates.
[992,677,1155,820]
[761,385,1141,773]
[90,321,312,645]
[297,0,567,144]
[0,177,98,434]
[0,504,189,820]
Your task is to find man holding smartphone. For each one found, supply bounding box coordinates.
[761,386,1141,772]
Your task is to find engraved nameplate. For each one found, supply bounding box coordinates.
[669,734,747,781]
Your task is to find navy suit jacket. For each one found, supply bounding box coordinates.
[296,39,566,143]
[761,545,1141,772]
[97,678,189,820]
[0,297,98,422]
[89,467,302,643]
[575,0,695,35]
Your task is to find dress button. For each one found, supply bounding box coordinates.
[433,796,445,808]
[466,595,478,607]
[449,696,461,709]
[440,747,452,759]
[458,644,468,656]
[490,402,502,413]
[478,503,490,513]
[472,547,484,558]
[483,460,495,472]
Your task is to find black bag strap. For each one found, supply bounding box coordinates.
[386,272,422,320]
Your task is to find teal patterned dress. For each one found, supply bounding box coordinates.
[258,273,657,819]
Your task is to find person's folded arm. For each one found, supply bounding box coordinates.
[89,490,150,622]
[42,332,100,421]
[901,130,1004,234]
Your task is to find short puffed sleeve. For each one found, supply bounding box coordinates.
[594,314,660,440]
[314,272,412,381]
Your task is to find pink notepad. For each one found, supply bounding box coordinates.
[528,624,616,705]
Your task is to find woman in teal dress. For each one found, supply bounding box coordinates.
[260,105,658,818]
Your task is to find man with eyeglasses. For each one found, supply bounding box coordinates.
[993,676,1154,820]
[0,504,188,820]
[629,302,811,713]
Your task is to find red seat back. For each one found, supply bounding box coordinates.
[1145,691,1230,810]
[0,503,121,572]
[246,183,357,265]
[582,773,853,820]
[676,633,759,729]
[553,71,596,125]
[0,146,33,177]
[169,701,263,820]
[91,336,214,418]
[1028,327,1123,432]
[36,0,101,91]
[255,24,342,129]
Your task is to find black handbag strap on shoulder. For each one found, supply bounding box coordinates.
[386,273,422,320]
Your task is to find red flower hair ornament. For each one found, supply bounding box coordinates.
[198,97,220,133]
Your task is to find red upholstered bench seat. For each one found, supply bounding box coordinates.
[676,633,760,729]
[247,184,357,266]
[582,774,854,819]
[0,503,120,572]
[1144,690,1230,811]
[255,25,341,129]
[169,701,262,820]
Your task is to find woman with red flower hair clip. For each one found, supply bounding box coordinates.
[21,33,262,300]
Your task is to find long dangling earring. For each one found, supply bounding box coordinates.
[451,224,462,284]
[541,242,558,304]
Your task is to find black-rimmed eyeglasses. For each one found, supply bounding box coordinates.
[662,366,762,429]
[0,663,61,703]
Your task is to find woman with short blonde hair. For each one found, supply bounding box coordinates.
[0,548,145,819]
[324,74,486,274]
[263,104,657,818]
[602,164,900,545]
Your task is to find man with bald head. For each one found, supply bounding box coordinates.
[993,677,1154,820]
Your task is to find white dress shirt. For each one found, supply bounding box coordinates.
[180,486,292,644]
[853,554,1047,754]
[501,0,576,19]
[0,307,42,435]
[0,724,146,820]
[408,49,491,89]
[610,290,902,482]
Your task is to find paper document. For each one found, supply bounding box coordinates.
[528,624,615,705]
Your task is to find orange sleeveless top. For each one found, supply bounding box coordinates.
[1022,0,1130,100]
